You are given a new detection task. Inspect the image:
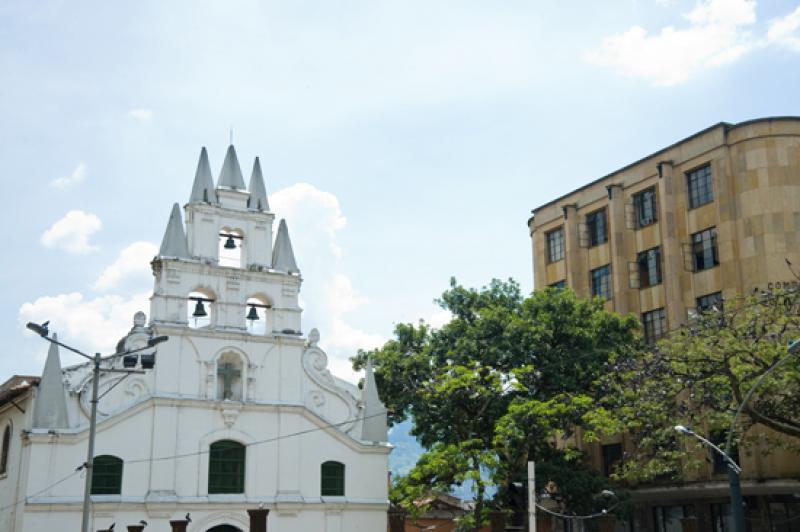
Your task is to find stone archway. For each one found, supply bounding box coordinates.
[207,526,242,532]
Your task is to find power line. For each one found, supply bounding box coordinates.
[0,469,81,513]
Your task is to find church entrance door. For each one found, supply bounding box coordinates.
[207,526,242,532]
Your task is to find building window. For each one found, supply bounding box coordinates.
[692,227,719,271]
[601,443,623,477]
[586,209,608,247]
[633,187,658,228]
[1,425,10,475]
[637,247,662,288]
[642,308,667,345]
[91,455,123,495]
[590,265,612,300]
[549,280,566,289]
[697,292,723,313]
[654,505,694,532]
[710,432,739,475]
[711,503,732,532]
[546,228,564,263]
[321,461,345,496]
[768,500,800,532]
[687,165,713,208]
[209,440,245,494]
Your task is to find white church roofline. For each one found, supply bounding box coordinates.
[25,395,393,453]
[247,157,270,212]
[158,203,191,259]
[24,496,391,511]
[188,146,218,205]
[217,145,247,190]
[272,219,300,274]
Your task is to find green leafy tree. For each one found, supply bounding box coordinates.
[354,279,641,529]
[608,288,800,482]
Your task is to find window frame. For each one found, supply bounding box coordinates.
[91,455,123,495]
[586,208,608,247]
[697,292,723,313]
[633,187,658,228]
[590,264,612,300]
[321,460,345,496]
[546,228,565,263]
[208,440,246,494]
[601,443,623,477]
[691,227,719,272]
[637,247,662,288]
[687,164,714,209]
[0,424,10,475]
[642,308,667,345]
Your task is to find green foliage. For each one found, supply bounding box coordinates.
[605,288,800,482]
[354,279,641,527]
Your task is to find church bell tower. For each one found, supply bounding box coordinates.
[149,145,302,336]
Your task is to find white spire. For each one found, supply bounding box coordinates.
[217,145,246,190]
[247,157,269,211]
[272,219,299,273]
[361,357,388,442]
[189,147,217,204]
[159,203,190,259]
[32,334,69,429]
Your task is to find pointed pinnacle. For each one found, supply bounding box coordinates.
[217,145,246,190]
[248,157,269,211]
[189,147,217,204]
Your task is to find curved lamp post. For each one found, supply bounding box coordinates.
[675,338,800,532]
[26,321,168,532]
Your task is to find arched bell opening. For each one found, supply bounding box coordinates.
[188,289,215,329]
[245,295,271,335]
[218,228,244,268]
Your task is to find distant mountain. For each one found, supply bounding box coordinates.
[387,420,480,500]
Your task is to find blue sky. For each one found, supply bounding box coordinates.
[2,0,800,382]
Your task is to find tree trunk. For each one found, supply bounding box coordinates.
[473,479,486,532]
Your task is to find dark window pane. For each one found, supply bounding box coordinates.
[697,292,723,313]
[692,227,719,271]
[602,443,623,477]
[633,187,658,228]
[1,425,10,475]
[321,461,345,496]
[209,440,245,494]
[549,280,566,289]
[687,165,714,208]
[591,265,612,300]
[637,247,662,288]
[642,308,667,345]
[547,228,565,263]
[586,209,608,247]
[91,455,123,495]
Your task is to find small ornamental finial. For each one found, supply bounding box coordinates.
[308,328,320,348]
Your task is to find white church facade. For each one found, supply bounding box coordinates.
[0,146,391,531]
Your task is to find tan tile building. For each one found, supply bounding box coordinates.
[527,117,800,531]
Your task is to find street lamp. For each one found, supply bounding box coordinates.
[26,321,168,532]
[674,338,800,532]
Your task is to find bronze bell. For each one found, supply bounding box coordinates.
[224,235,236,249]
[192,300,208,318]
[246,305,260,321]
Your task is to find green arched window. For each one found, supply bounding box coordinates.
[91,455,123,495]
[209,440,245,493]
[321,461,345,496]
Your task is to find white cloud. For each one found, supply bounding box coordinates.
[271,183,384,381]
[40,210,102,254]
[50,162,86,189]
[93,241,158,291]
[587,0,757,86]
[129,108,153,122]
[767,5,800,51]
[19,292,151,365]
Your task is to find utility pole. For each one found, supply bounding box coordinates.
[528,460,536,532]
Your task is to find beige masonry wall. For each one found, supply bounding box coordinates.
[528,116,800,483]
